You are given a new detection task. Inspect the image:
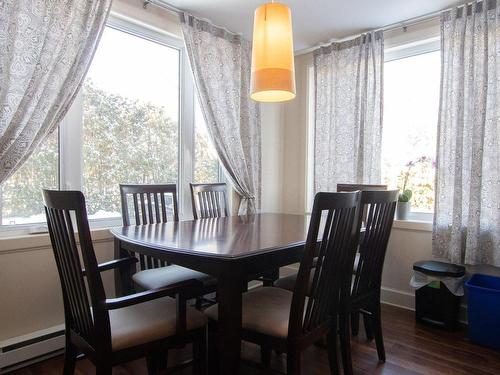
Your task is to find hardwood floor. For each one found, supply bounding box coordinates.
[10,304,500,375]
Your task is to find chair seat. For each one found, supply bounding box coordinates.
[205,287,298,339]
[275,253,360,293]
[133,265,217,290]
[109,296,207,351]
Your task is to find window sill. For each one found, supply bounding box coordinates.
[393,217,433,232]
[0,227,116,254]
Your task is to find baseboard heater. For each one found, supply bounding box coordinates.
[0,325,65,374]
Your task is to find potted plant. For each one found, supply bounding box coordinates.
[397,161,414,220]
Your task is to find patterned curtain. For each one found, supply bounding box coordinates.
[313,32,384,193]
[0,0,112,183]
[433,0,500,266]
[180,13,261,215]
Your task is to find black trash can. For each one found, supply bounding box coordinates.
[413,260,465,331]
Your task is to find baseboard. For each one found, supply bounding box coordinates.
[381,286,415,311]
[0,325,65,373]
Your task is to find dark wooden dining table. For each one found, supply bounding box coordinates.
[110,213,313,375]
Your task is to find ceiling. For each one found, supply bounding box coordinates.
[166,0,463,51]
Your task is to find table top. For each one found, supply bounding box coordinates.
[110,213,312,260]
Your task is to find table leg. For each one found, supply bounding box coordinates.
[216,272,243,375]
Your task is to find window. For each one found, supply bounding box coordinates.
[305,37,440,217]
[0,16,221,233]
[193,99,220,183]
[82,26,180,219]
[382,50,440,213]
[0,130,58,225]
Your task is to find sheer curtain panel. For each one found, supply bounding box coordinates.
[433,0,500,266]
[313,32,384,193]
[180,13,261,215]
[0,0,112,183]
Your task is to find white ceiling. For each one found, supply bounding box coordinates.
[166,0,463,51]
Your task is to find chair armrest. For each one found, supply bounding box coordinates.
[82,257,137,276]
[102,279,201,310]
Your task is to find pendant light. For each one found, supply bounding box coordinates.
[250,1,296,102]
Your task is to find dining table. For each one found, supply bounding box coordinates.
[110,213,314,375]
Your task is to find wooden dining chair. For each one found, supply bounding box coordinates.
[120,184,217,308]
[336,183,388,192]
[205,191,362,375]
[339,189,398,375]
[43,189,207,375]
[274,184,388,292]
[190,183,229,219]
[190,182,279,288]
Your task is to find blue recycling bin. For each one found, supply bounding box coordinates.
[465,274,500,349]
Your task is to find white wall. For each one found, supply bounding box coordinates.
[0,232,115,342]
[260,103,285,213]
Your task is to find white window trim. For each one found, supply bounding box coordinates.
[0,15,202,237]
[385,36,440,62]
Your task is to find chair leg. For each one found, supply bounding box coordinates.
[326,317,340,375]
[146,351,168,374]
[193,328,207,375]
[207,321,219,374]
[363,313,374,341]
[63,341,77,375]
[339,313,353,375]
[195,297,203,310]
[260,344,272,368]
[95,364,112,375]
[372,302,386,362]
[286,348,301,375]
[351,312,360,337]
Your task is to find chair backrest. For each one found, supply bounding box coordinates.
[336,183,387,192]
[120,184,179,226]
[43,190,109,351]
[120,184,179,270]
[289,191,361,339]
[352,190,398,298]
[337,184,388,223]
[190,183,229,219]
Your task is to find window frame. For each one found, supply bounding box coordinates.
[383,38,440,221]
[0,15,217,236]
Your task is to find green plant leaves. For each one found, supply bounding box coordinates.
[398,189,412,202]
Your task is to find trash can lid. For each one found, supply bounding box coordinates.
[413,260,465,277]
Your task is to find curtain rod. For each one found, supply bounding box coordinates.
[294,7,448,56]
[143,0,181,15]
[143,0,485,55]
[142,0,242,36]
[295,0,493,56]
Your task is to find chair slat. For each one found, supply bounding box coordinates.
[147,193,154,224]
[154,193,161,223]
[139,193,147,224]
[132,194,140,225]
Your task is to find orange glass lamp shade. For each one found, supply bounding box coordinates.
[250,2,296,102]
